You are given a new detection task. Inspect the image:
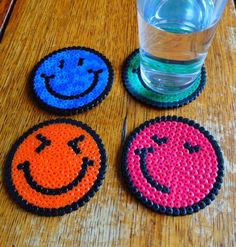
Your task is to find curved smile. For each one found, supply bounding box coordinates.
[17,157,94,195]
[134,147,170,194]
[41,69,103,100]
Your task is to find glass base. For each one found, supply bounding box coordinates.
[140,68,200,96]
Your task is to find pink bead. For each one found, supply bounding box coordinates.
[127,120,219,208]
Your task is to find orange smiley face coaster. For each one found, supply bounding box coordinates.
[5,119,107,216]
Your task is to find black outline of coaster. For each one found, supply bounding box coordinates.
[122,116,224,216]
[30,47,114,116]
[5,119,107,216]
[122,49,207,109]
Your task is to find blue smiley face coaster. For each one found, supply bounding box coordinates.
[30,47,114,115]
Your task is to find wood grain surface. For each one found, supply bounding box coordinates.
[0,0,16,39]
[0,0,235,246]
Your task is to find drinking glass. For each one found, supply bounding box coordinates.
[137,0,228,95]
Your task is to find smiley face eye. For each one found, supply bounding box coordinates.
[78,58,84,66]
[68,135,85,154]
[35,134,51,153]
[59,60,65,69]
[151,135,168,146]
[184,142,200,153]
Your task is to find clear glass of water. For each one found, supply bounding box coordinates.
[137,0,228,95]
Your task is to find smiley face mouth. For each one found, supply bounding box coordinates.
[135,147,170,194]
[17,157,94,195]
[40,69,103,100]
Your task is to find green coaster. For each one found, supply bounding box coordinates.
[122,50,207,109]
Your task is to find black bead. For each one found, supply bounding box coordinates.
[216,177,223,183]
[159,206,166,214]
[207,193,215,201]
[153,204,160,212]
[193,204,200,212]
[187,206,194,214]
[204,198,211,205]
[180,208,187,215]
[166,208,173,215]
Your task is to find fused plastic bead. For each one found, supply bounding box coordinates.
[122,50,207,109]
[31,47,114,115]
[5,119,107,216]
[122,116,224,216]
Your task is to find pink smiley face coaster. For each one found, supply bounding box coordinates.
[122,116,224,216]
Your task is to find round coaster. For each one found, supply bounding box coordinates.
[122,50,207,109]
[5,119,107,216]
[122,116,224,216]
[31,47,114,115]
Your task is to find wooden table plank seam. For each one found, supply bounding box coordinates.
[0,0,17,41]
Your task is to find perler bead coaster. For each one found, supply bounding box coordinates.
[30,47,114,115]
[122,116,224,216]
[5,119,107,216]
[122,50,207,109]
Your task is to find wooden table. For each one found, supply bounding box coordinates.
[0,1,235,246]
